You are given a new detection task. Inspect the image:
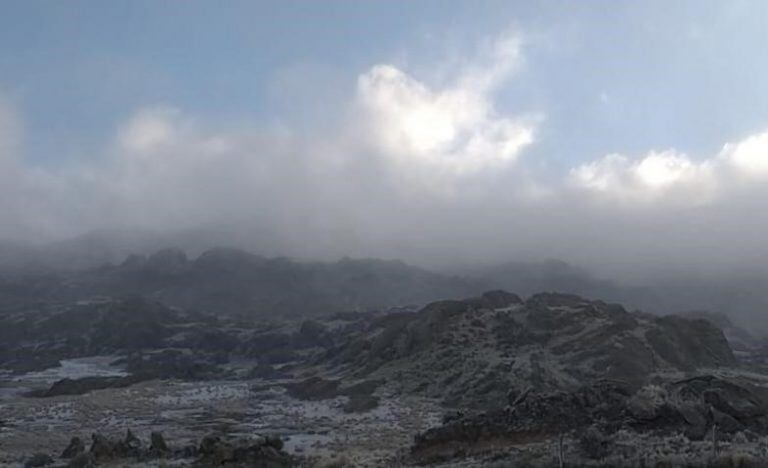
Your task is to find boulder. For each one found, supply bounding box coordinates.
[89,433,116,460]
[149,431,168,454]
[117,429,142,457]
[61,436,85,458]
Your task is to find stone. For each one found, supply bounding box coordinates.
[265,434,284,450]
[149,431,168,454]
[89,433,116,460]
[61,436,85,458]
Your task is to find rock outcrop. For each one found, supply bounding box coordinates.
[31,430,296,467]
[283,377,383,413]
[410,375,768,465]
[323,291,736,409]
[197,433,293,466]
[61,436,86,458]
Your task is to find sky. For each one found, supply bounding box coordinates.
[1,1,768,275]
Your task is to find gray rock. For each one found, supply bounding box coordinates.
[712,407,743,433]
[89,433,116,460]
[149,431,168,454]
[61,436,85,458]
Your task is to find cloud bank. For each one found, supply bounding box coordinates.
[2,30,768,276]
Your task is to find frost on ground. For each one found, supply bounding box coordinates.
[0,373,443,467]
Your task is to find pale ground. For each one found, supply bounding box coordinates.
[0,358,444,467]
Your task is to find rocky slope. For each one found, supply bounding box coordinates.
[1,287,764,467]
[410,374,768,466]
[318,291,735,409]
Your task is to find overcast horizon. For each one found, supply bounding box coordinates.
[2,1,768,277]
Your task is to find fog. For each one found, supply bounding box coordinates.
[2,28,768,282]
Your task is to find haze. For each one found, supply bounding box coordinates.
[1,1,768,278]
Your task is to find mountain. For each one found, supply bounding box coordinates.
[0,227,286,274]
[1,247,482,319]
[6,230,768,331]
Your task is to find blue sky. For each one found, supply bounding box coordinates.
[3,1,767,167]
[2,1,768,272]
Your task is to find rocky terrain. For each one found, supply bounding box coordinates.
[315,291,735,409]
[4,249,768,466]
[0,247,479,321]
[8,241,768,332]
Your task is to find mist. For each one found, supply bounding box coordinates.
[2,24,768,283]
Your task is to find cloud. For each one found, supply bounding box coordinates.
[570,150,718,205]
[0,31,543,258]
[721,130,768,178]
[117,107,181,154]
[354,32,537,189]
[570,130,768,207]
[4,29,768,277]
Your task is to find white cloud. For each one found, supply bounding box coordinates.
[570,150,717,204]
[571,129,768,208]
[355,31,536,183]
[720,130,768,177]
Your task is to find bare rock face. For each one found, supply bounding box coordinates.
[646,315,736,370]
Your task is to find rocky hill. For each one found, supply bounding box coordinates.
[1,247,481,320]
[318,291,736,409]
